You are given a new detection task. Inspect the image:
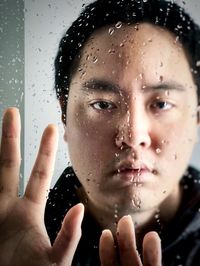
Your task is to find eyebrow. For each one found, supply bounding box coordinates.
[82,79,121,94]
[147,82,186,92]
[81,78,186,94]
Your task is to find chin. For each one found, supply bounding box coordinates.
[111,191,165,213]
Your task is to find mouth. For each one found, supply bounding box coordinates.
[113,162,156,184]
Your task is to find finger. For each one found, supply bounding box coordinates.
[24,124,58,207]
[99,229,117,266]
[143,231,162,266]
[0,108,21,196]
[51,203,84,266]
[117,215,142,266]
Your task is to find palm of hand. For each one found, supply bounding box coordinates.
[0,108,84,266]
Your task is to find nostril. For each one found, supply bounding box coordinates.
[140,142,146,147]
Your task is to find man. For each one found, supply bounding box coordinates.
[0,0,200,265]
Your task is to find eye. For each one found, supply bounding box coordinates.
[90,101,116,110]
[151,101,173,111]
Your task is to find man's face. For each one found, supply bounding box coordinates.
[64,23,199,214]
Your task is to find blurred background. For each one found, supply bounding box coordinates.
[1,0,200,193]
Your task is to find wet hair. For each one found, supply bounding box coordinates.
[55,0,200,118]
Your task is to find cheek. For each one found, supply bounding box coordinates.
[158,116,198,172]
[68,115,115,148]
[66,108,117,179]
[67,102,117,147]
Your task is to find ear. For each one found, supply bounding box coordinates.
[197,105,200,125]
[59,94,67,125]
[63,125,68,142]
[59,95,68,142]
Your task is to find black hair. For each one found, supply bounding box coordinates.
[55,0,200,118]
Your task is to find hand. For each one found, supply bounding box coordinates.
[0,108,84,266]
[99,215,162,266]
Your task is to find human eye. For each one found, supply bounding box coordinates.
[150,100,174,112]
[90,100,116,111]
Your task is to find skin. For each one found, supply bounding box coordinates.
[0,108,84,266]
[0,22,198,265]
[65,22,199,248]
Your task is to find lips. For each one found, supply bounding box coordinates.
[113,161,155,183]
[116,162,152,174]
[118,168,146,175]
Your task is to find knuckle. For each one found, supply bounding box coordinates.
[42,149,52,157]
[40,145,53,158]
[0,157,18,169]
[31,169,48,179]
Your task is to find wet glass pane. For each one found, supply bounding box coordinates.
[1,0,200,265]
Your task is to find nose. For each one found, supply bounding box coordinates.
[115,107,151,150]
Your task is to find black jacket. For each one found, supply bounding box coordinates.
[45,166,200,265]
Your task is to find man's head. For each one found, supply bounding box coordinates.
[55,0,200,217]
[55,0,200,121]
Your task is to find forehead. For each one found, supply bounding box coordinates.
[71,23,193,90]
[85,23,177,51]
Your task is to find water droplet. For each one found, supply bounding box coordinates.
[134,24,139,31]
[152,169,158,175]
[80,71,86,78]
[92,56,98,63]
[174,36,179,43]
[108,27,115,35]
[131,152,136,159]
[114,203,118,208]
[156,148,161,154]
[108,48,115,54]
[131,197,141,209]
[161,139,167,144]
[165,90,170,96]
[159,75,163,82]
[196,60,200,67]
[86,54,90,61]
[141,85,146,93]
[115,21,122,29]
[139,73,143,79]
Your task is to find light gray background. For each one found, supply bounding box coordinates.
[1,0,200,191]
[0,0,24,194]
[24,0,93,188]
